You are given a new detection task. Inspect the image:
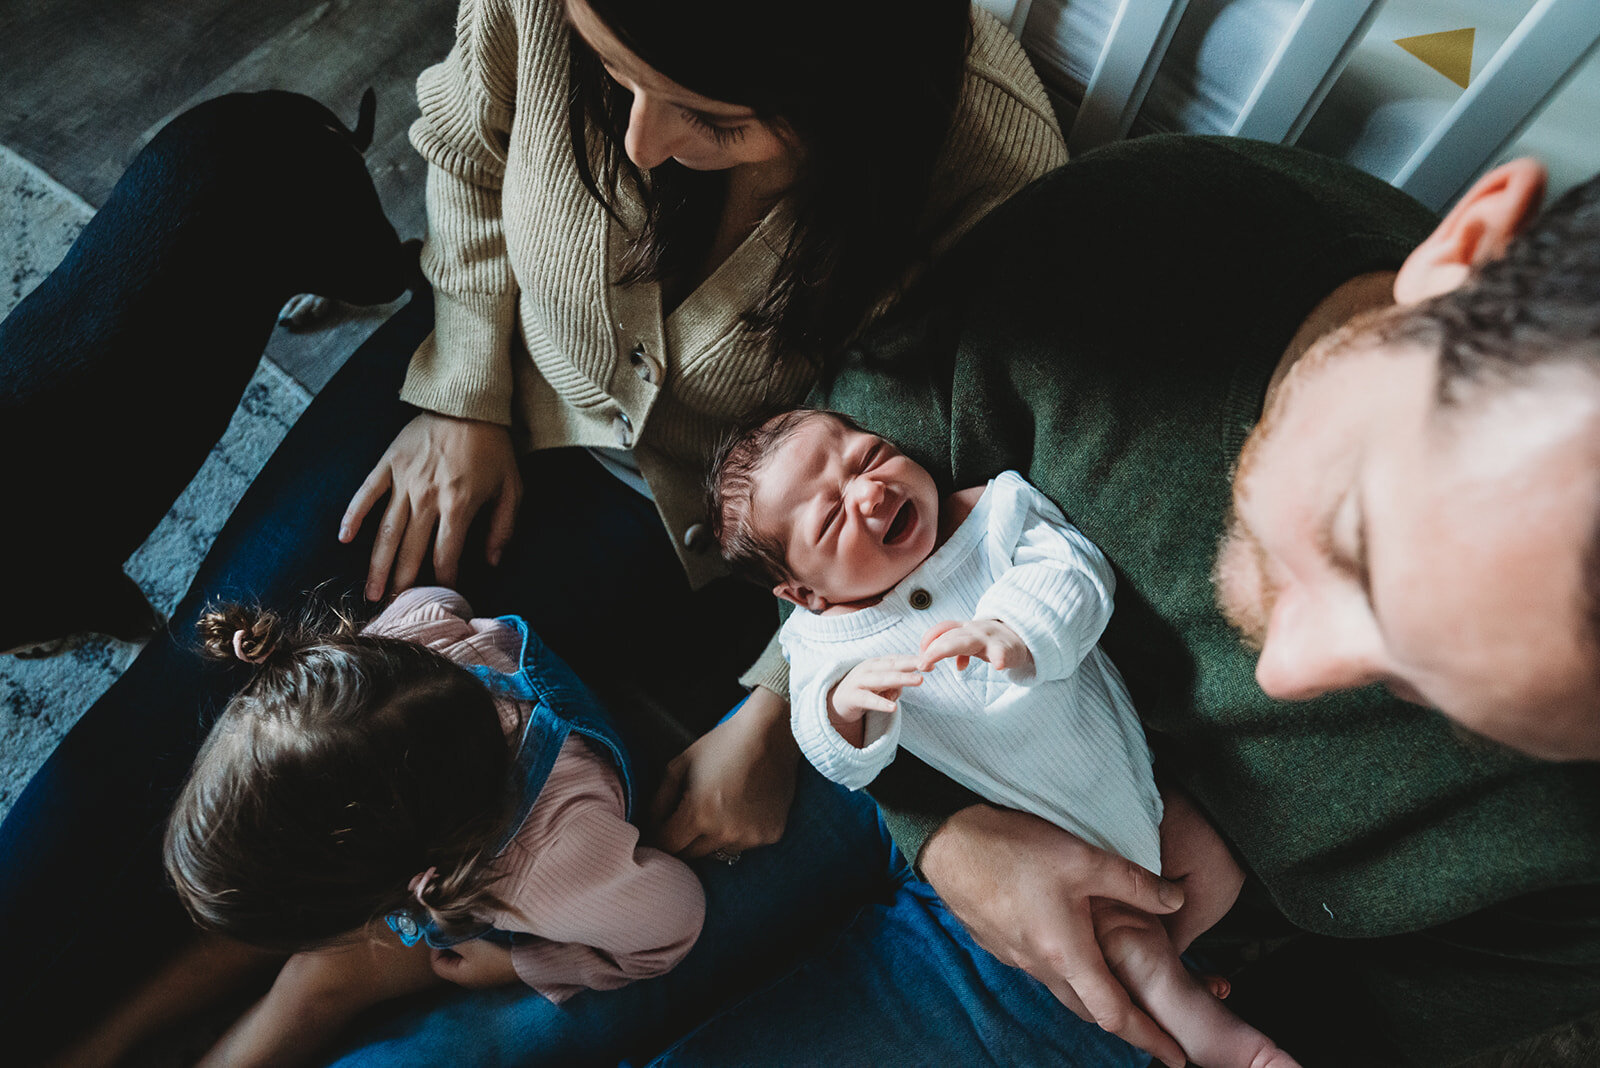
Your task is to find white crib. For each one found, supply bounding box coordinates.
[977,0,1600,212]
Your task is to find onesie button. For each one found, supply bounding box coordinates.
[908,589,933,610]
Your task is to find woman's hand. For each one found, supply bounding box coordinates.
[430,939,519,989]
[341,412,522,601]
[648,686,800,859]
[919,804,1190,1068]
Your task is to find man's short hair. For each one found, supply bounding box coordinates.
[1395,171,1600,640]
[1411,172,1600,402]
[705,408,864,587]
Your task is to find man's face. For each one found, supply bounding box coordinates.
[1214,318,1600,760]
[750,413,940,611]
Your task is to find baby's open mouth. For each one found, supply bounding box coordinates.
[884,500,915,545]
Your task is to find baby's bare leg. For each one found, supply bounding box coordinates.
[1100,906,1299,1068]
[1157,782,1246,953]
[198,923,441,1068]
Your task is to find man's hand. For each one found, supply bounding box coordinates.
[920,804,1189,1068]
[826,656,923,747]
[341,412,522,601]
[430,939,519,989]
[649,686,800,859]
[918,618,1033,675]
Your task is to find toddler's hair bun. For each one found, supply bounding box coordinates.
[197,603,285,666]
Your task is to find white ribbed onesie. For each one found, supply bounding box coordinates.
[782,471,1163,874]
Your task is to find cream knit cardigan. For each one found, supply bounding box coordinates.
[402,0,1065,591]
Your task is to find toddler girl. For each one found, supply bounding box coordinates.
[162,586,703,1066]
[709,408,1298,1068]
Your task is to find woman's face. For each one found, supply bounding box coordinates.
[566,0,797,173]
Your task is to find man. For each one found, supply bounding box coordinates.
[1220,157,1600,763]
[756,136,1600,1065]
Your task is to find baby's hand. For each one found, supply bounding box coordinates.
[918,619,1034,675]
[827,656,923,747]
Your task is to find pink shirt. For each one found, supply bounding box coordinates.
[366,587,705,1001]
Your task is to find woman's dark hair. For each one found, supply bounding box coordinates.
[568,0,972,363]
[164,601,514,951]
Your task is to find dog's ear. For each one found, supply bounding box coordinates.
[351,87,377,154]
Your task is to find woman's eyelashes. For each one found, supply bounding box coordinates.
[680,108,748,146]
[591,60,749,147]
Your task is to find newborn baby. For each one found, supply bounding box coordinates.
[708,408,1298,1068]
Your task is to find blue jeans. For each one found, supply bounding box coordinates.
[648,874,1148,1068]
[0,92,412,652]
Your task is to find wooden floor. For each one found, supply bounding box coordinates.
[0,0,457,391]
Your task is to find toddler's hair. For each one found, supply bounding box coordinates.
[705,407,864,587]
[164,599,514,951]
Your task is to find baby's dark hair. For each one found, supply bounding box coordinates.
[705,407,864,586]
[164,599,514,951]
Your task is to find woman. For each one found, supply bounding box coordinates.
[0,0,1069,1063]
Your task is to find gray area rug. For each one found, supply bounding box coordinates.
[0,143,311,821]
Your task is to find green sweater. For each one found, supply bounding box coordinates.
[813,135,1600,1064]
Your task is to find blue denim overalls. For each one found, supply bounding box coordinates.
[386,616,634,950]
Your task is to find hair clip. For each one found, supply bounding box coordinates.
[232,629,270,665]
[408,866,440,906]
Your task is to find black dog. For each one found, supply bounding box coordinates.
[0,90,413,655]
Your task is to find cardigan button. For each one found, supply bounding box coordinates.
[683,523,711,553]
[629,343,659,385]
[908,589,933,611]
[613,411,634,447]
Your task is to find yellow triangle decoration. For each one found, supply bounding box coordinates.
[1395,28,1476,89]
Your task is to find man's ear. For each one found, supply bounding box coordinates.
[1394,158,1547,305]
[773,580,829,613]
